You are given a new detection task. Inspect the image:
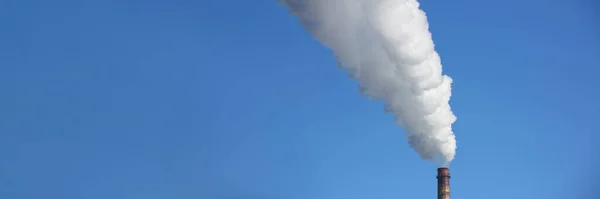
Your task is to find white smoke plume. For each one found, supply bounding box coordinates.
[278,0,457,166]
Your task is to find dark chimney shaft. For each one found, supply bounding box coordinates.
[437,167,450,199]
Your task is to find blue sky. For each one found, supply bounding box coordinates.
[1,0,598,199]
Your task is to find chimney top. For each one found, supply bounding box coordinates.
[437,167,450,177]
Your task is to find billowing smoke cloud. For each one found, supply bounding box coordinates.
[278,0,457,166]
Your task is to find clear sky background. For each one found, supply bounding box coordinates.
[1,0,598,199]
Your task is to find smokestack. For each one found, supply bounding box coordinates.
[437,167,451,199]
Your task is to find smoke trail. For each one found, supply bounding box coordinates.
[278,0,457,166]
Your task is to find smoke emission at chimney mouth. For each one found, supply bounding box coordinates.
[277,0,458,166]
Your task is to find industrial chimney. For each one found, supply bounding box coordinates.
[437,167,451,199]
